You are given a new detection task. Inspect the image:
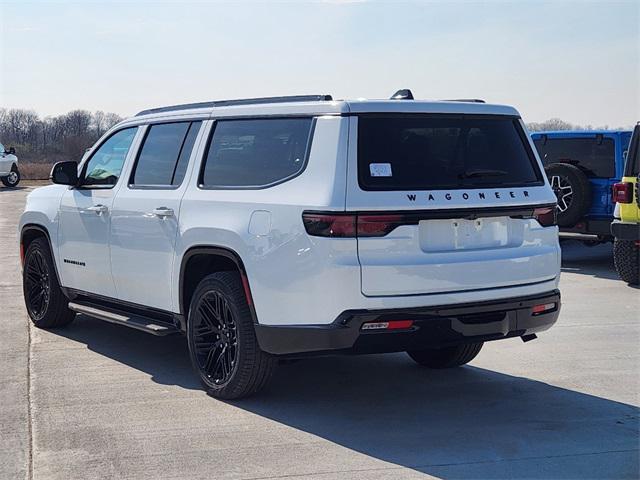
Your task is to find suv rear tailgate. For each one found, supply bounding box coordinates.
[346,113,559,297]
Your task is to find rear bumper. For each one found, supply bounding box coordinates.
[611,220,640,241]
[560,218,612,239]
[255,290,560,355]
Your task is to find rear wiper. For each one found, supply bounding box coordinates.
[459,169,509,179]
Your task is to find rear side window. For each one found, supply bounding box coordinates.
[200,118,313,188]
[358,115,542,191]
[533,137,615,178]
[131,121,201,186]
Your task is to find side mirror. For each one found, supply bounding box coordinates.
[7,147,15,155]
[50,161,79,186]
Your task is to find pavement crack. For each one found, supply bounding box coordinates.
[26,315,34,480]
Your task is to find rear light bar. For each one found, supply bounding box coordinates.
[303,205,558,238]
[612,182,633,204]
[361,320,414,331]
[532,302,556,315]
[302,213,407,238]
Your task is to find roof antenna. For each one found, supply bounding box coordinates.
[391,89,414,100]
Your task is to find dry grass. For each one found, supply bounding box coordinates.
[18,163,53,180]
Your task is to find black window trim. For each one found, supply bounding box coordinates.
[355,113,545,192]
[197,116,317,191]
[127,120,202,190]
[77,126,139,190]
[624,125,640,177]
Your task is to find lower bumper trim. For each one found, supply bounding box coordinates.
[255,290,561,356]
[611,221,640,241]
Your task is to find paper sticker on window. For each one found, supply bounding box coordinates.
[369,163,392,177]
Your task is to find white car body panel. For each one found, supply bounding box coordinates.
[19,98,561,330]
[0,153,18,176]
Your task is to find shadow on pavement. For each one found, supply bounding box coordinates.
[560,240,621,281]
[53,315,639,479]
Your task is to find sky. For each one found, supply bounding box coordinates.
[1,0,638,127]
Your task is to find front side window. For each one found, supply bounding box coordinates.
[201,118,313,188]
[533,137,616,178]
[358,115,542,191]
[83,127,137,186]
[131,121,202,186]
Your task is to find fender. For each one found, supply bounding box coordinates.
[20,224,63,285]
[178,245,258,324]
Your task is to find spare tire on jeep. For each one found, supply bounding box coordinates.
[544,163,591,227]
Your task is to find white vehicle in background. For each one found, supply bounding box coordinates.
[0,143,20,187]
[19,90,561,399]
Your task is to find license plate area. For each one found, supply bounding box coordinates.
[419,216,519,252]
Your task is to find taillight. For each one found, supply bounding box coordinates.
[533,207,556,227]
[302,212,408,238]
[302,213,356,237]
[612,182,633,203]
[357,214,406,237]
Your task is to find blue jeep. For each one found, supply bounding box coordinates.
[531,130,632,243]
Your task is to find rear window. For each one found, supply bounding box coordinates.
[200,118,314,188]
[533,136,615,178]
[358,114,542,191]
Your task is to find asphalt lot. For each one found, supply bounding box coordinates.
[1,186,638,480]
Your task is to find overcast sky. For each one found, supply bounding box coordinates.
[1,0,638,127]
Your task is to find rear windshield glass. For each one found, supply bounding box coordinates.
[533,137,615,178]
[358,114,542,191]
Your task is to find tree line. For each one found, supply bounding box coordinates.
[0,108,123,163]
[0,108,618,164]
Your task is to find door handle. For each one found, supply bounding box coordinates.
[151,207,174,218]
[86,204,108,215]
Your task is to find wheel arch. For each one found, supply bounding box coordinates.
[178,246,257,329]
[20,224,62,284]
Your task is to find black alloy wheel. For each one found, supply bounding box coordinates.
[24,248,51,320]
[191,290,238,385]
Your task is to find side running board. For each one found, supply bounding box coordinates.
[68,302,179,336]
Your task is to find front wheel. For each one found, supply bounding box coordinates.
[407,343,483,368]
[187,272,276,399]
[1,165,20,187]
[613,239,640,285]
[23,237,75,328]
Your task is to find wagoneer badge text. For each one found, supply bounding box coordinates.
[407,191,530,202]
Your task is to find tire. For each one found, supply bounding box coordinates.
[187,272,276,399]
[407,342,483,369]
[544,163,591,227]
[22,237,75,328]
[1,165,20,187]
[613,239,640,285]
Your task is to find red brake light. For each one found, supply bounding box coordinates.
[302,213,356,237]
[612,182,633,204]
[357,214,405,237]
[533,207,556,227]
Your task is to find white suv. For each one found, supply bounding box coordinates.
[0,143,20,187]
[19,92,561,399]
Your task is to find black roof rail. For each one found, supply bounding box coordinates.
[442,98,486,103]
[135,94,333,117]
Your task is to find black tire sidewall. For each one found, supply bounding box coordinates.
[23,237,70,327]
[2,166,20,187]
[187,273,252,397]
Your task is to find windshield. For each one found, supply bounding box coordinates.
[358,114,542,191]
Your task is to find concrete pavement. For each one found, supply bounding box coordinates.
[1,186,638,479]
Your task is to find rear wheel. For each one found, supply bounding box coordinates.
[187,272,276,399]
[613,239,640,285]
[407,342,483,368]
[23,237,75,328]
[1,165,20,187]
